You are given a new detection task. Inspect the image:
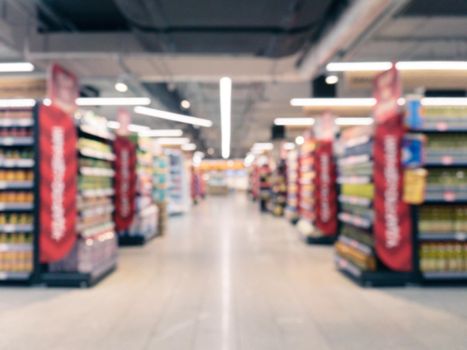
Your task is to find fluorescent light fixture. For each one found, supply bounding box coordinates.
[220,76,232,159]
[156,137,190,145]
[274,117,315,126]
[106,121,150,133]
[251,142,273,151]
[325,75,339,85]
[77,97,151,106]
[139,129,184,137]
[327,62,392,72]
[335,117,374,126]
[327,61,467,72]
[291,98,376,107]
[114,82,128,93]
[134,106,212,127]
[180,99,191,109]
[421,97,467,106]
[283,142,295,150]
[181,143,197,151]
[0,62,34,73]
[43,98,51,106]
[0,99,35,108]
[295,136,304,145]
[397,61,467,71]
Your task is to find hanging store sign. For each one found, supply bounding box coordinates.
[39,104,78,263]
[373,66,412,272]
[113,136,137,232]
[314,140,337,236]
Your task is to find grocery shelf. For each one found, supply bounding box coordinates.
[0,243,32,252]
[338,212,372,229]
[343,135,371,149]
[79,148,115,161]
[79,167,115,177]
[337,176,372,185]
[0,271,31,281]
[338,195,372,207]
[81,188,115,198]
[0,224,33,233]
[0,137,34,146]
[0,119,33,127]
[79,124,115,141]
[0,203,34,211]
[80,223,114,238]
[339,235,373,255]
[0,181,33,190]
[338,154,371,166]
[422,272,467,280]
[419,232,467,241]
[0,159,34,168]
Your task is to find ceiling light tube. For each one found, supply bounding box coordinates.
[138,129,184,137]
[134,106,212,127]
[421,97,467,107]
[251,142,274,151]
[156,137,190,145]
[0,99,36,108]
[274,117,315,126]
[290,98,376,107]
[335,118,374,126]
[220,77,232,159]
[77,97,151,106]
[326,62,392,72]
[181,143,197,151]
[396,61,467,71]
[0,62,34,72]
[107,121,150,132]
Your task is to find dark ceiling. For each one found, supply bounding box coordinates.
[38,0,346,58]
[401,0,467,16]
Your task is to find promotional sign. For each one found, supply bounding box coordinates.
[373,66,413,272]
[39,104,78,263]
[47,64,79,114]
[314,140,337,236]
[114,136,137,231]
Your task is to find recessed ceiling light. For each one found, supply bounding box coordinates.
[295,136,304,145]
[325,75,339,85]
[114,82,128,93]
[180,99,191,109]
[274,118,315,126]
[0,62,34,73]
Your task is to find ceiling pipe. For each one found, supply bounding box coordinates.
[297,0,409,79]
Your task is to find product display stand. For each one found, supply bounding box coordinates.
[285,149,299,223]
[153,150,168,236]
[42,112,118,287]
[335,67,414,286]
[118,137,158,246]
[0,105,40,285]
[271,159,287,216]
[167,149,189,215]
[407,99,467,285]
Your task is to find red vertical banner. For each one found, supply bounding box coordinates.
[39,104,78,263]
[314,140,337,236]
[373,66,412,272]
[113,136,137,232]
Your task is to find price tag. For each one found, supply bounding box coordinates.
[444,191,456,202]
[441,156,453,165]
[436,122,448,131]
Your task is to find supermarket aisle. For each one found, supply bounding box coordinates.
[0,195,467,350]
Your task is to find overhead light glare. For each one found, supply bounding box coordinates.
[0,99,36,108]
[182,143,197,151]
[220,76,232,159]
[295,136,305,145]
[114,82,128,93]
[335,118,374,126]
[291,98,376,107]
[326,61,467,72]
[252,142,273,151]
[134,106,212,127]
[180,99,191,109]
[274,117,315,126]
[325,75,339,85]
[327,62,392,72]
[421,97,467,107]
[106,121,150,133]
[77,97,150,106]
[283,142,295,150]
[0,62,34,73]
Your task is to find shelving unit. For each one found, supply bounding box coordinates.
[407,100,467,285]
[167,149,190,215]
[43,112,117,287]
[270,159,287,216]
[0,106,38,285]
[285,149,299,223]
[153,150,169,236]
[119,137,159,246]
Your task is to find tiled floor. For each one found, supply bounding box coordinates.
[0,194,466,349]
